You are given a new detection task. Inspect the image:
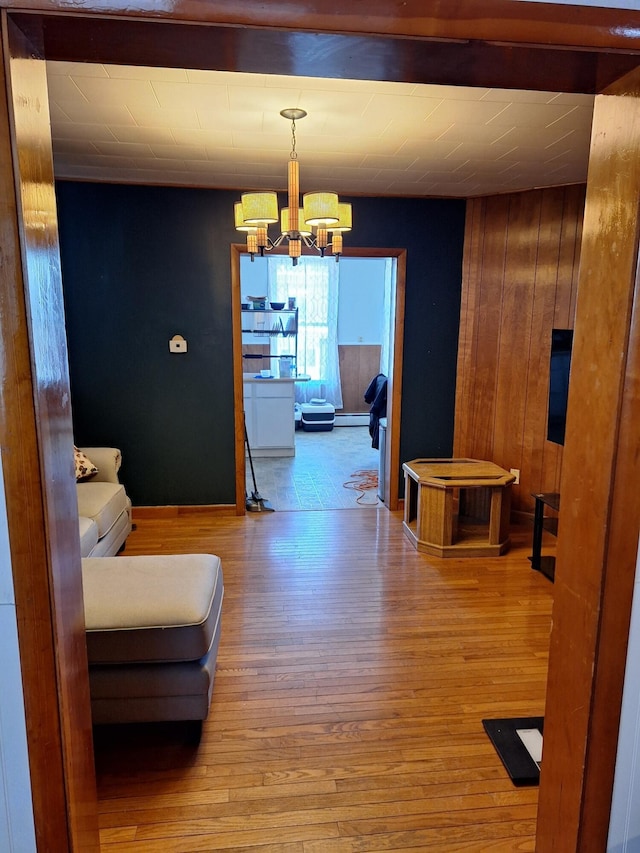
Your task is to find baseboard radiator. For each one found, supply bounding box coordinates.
[334,413,369,427]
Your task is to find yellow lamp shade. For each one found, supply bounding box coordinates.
[234,202,255,232]
[330,203,352,233]
[303,192,339,226]
[241,192,279,225]
[281,207,312,237]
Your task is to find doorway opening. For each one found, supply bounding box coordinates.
[231,245,406,513]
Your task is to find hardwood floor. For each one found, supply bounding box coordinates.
[94,508,554,852]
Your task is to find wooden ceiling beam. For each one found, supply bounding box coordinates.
[6,8,640,95]
[4,0,640,53]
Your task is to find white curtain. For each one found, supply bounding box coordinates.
[379,257,395,377]
[267,256,343,409]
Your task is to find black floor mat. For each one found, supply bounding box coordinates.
[482,716,544,786]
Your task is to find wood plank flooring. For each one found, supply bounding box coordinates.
[93,508,553,852]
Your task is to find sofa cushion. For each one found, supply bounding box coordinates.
[76,482,128,539]
[74,446,98,480]
[78,516,99,556]
[89,638,220,700]
[82,553,223,665]
[88,634,221,724]
[83,510,131,559]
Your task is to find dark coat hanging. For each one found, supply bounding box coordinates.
[364,373,387,449]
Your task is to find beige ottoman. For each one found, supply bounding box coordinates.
[82,553,223,729]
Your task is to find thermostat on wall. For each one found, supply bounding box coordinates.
[169,334,187,353]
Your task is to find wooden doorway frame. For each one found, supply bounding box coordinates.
[2,3,640,850]
[231,245,407,514]
[1,12,99,850]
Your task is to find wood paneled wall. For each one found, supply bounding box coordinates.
[454,185,584,515]
[339,344,381,413]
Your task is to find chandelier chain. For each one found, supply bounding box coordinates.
[290,119,298,161]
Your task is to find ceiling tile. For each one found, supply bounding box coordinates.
[52,100,137,126]
[46,61,594,198]
[47,61,108,79]
[172,128,233,147]
[110,125,175,145]
[126,104,200,129]
[51,122,118,143]
[53,139,100,155]
[437,123,518,145]
[71,76,158,108]
[93,141,154,157]
[108,65,189,82]
[149,144,208,161]
[361,154,419,170]
[486,102,582,127]
[428,100,511,125]
[47,75,89,101]
[151,80,228,111]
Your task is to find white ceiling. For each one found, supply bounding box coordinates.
[46,62,595,199]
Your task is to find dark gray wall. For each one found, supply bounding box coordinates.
[56,181,465,506]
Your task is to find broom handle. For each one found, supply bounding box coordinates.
[244,412,259,493]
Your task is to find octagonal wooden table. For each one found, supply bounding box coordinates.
[402,458,516,557]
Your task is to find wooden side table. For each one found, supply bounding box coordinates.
[402,458,515,557]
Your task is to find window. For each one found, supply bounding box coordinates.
[267,256,343,408]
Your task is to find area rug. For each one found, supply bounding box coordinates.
[343,469,379,505]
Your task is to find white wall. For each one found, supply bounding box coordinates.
[0,452,37,852]
[240,254,267,302]
[337,257,386,345]
[608,537,640,852]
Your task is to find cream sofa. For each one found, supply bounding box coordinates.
[76,452,223,732]
[76,447,132,558]
[83,553,223,730]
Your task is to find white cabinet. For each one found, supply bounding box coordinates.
[244,379,295,457]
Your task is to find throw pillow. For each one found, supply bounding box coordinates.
[74,446,98,481]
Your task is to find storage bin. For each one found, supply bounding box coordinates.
[301,399,335,432]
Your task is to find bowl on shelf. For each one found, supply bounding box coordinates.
[270,302,285,310]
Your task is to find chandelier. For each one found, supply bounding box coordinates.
[234,108,352,265]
